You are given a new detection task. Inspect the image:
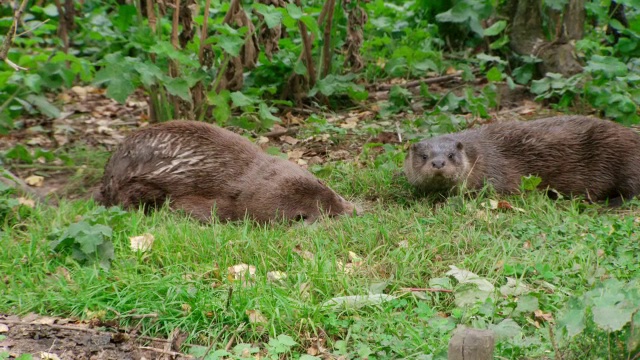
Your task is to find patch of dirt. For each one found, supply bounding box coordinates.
[0,314,191,360]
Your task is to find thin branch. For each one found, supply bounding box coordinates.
[0,0,30,70]
[198,0,212,63]
[138,346,193,358]
[320,0,336,78]
[294,0,316,88]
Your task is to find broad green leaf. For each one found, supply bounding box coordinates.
[106,76,136,104]
[489,318,523,340]
[219,34,245,57]
[514,295,539,314]
[254,4,283,29]
[258,102,281,128]
[483,20,507,36]
[557,298,586,337]
[164,77,192,102]
[230,91,255,107]
[285,3,303,19]
[208,90,231,124]
[133,62,164,87]
[25,94,60,118]
[486,67,503,82]
[584,55,628,78]
[499,277,530,297]
[276,334,297,347]
[592,305,635,332]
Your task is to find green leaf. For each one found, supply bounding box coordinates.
[592,304,635,332]
[300,15,320,36]
[230,91,255,107]
[285,3,303,19]
[164,77,192,102]
[514,295,539,314]
[293,60,307,75]
[107,77,136,104]
[133,62,164,87]
[489,318,522,340]
[276,334,297,347]
[219,34,245,57]
[486,67,503,82]
[584,55,628,78]
[208,90,231,124]
[258,102,281,128]
[25,94,60,118]
[254,4,283,29]
[483,20,507,36]
[4,144,33,164]
[520,175,542,191]
[557,298,586,337]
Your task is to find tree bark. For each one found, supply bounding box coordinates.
[509,0,584,76]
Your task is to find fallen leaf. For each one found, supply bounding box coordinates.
[287,149,305,161]
[281,135,299,145]
[257,136,269,145]
[534,309,554,323]
[71,86,88,99]
[0,324,8,333]
[267,271,287,282]
[596,249,605,257]
[339,117,359,129]
[348,251,363,263]
[228,263,256,286]
[445,66,458,75]
[55,267,72,282]
[397,240,409,248]
[246,309,267,324]
[32,316,56,325]
[181,303,192,314]
[129,233,154,252]
[25,175,44,187]
[322,294,397,310]
[40,352,61,360]
[293,246,315,260]
[18,197,35,208]
[523,241,531,249]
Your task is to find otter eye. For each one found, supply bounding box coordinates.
[422,155,428,160]
[448,153,454,159]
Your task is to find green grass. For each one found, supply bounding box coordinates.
[2,155,640,359]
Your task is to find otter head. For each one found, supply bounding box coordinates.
[249,176,360,224]
[405,137,471,192]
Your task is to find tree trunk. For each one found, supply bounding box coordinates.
[509,0,584,76]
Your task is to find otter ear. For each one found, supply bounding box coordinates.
[410,142,418,151]
[456,141,463,151]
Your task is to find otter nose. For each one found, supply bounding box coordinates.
[432,160,445,169]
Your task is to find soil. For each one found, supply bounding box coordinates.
[0,314,192,360]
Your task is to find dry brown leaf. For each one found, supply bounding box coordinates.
[246,309,267,324]
[397,240,409,248]
[25,175,44,187]
[534,309,554,323]
[339,117,359,129]
[129,233,154,252]
[267,271,287,282]
[297,159,308,166]
[40,352,61,360]
[287,149,305,161]
[32,316,56,325]
[71,86,88,99]
[257,136,269,145]
[293,246,315,260]
[596,249,605,257]
[445,66,458,75]
[281,135,299,145]
[0,323,8,333]
[181,303,192,314]
[348,251,363,263]
[523,241,531,250]
[18,197,35,208]
[55,267,72,282]
[228,263,257,286]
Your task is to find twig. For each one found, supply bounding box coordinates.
[138,346,193,358]
[295,0,316,87]
[0,0,30,71]
[548,324,562,360]
[198,0,212,63]
[400,287,454,293]
[395,121,402,143]
[370,72,464,92]
[320,0,336,78]
[201,325,228,360]
[0,319,100,333]
[263,128,298,138]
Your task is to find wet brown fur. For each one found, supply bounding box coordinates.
[405,115,640,204]
[99,120,357,223]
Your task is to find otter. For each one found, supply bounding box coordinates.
[404,115,640,205]
[99,120,358,223]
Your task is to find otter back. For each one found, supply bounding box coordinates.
[405,115,640,204]
[100,120,357,223]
